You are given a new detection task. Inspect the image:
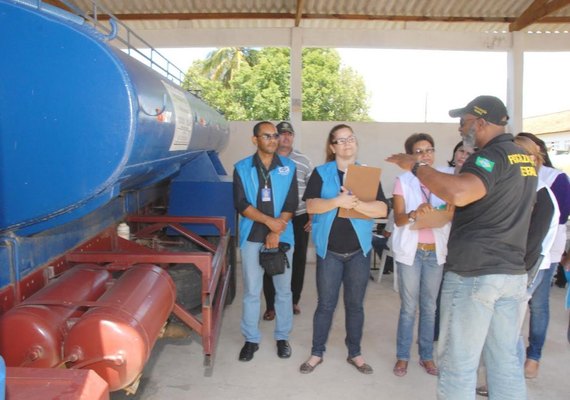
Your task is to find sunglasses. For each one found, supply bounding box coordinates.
[460,117,479,128]
[257,133,280,141]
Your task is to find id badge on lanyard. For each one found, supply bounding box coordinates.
[260,165,272,202]
[261,186,272,202]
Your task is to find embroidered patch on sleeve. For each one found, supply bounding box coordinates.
[475,156,495,172]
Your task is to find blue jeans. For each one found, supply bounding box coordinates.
[437,271,528,400]
[311,249,370,358]
[526,262,558,361]
[240,241,293,342]
[396,249,443,361]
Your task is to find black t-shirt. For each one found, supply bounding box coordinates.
[303,168,387,254]
[445,134,538,277]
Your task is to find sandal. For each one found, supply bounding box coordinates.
[299,358,323,374]
[263,310,275,321]
[419,360,439,376]
[393,360,408,377]
[476,385,489,397]
[347,357,373,374]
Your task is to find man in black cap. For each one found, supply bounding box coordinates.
[386,95,537,399]
[262,121,314,320]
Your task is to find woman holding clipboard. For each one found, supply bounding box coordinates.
[299,124,388,375]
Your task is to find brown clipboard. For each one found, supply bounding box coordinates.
[410,209,453,230]
[339,164,382,219]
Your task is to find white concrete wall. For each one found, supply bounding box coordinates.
[220,121,461,193]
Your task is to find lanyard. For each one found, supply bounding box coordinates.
[259,166,270,188]
[420,185,431,205]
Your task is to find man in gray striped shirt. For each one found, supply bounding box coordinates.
[263,121,314,320]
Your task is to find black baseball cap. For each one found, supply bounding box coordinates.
[449,95,509,126]
[276,121,295,134]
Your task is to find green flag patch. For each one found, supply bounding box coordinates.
[475,156,495,172]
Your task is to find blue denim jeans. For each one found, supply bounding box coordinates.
[514,266,542,365]
[437,271,528,400]
[311,249,371,358]
[240,241,293,342]
[396,249,443,361]
[526,262,558,361]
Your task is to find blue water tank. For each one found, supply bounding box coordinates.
[0,1,229,234]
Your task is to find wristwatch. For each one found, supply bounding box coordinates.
[411,161,428,176]
[407,211,416,224]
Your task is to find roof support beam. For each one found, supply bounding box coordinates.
[91,12,570,25]
[294,0,305,27]
[510,0,570,31]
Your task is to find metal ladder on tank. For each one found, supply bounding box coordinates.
[21,0,189,87]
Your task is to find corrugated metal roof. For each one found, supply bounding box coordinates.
[63,0,570,33]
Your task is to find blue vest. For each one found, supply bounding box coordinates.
[312,161,374,258]
[234,155,296,248]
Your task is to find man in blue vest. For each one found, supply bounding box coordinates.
[233,121,298,361]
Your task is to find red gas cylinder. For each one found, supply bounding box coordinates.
[0,264,111,368]
[64,264,176,391]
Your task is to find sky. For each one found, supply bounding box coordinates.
[155,47,570,122]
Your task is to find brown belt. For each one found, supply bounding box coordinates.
[417,243,436,251]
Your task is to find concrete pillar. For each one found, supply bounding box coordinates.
[290,28,303,145]
[507,32,525,134]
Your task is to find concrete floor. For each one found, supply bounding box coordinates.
[112,263,569,400]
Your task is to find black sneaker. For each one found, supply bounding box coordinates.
[277,340,292,358]
[238,341,259,362]
[554,265,568,288]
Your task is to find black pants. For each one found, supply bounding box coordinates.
[264,213,310,309]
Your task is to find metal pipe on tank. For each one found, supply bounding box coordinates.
[64,264,176,391]
[0,264,112,368]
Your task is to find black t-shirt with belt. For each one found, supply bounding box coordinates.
[303,168,387,254]
[445,133,538,277]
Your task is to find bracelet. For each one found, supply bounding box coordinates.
[411,162,428,176]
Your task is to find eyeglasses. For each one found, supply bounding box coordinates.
[460,117,479,128]
[257,133,280,141]
[332,135,356,145]
[413,148,435,155]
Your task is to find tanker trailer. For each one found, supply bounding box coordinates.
[0,0,236,395]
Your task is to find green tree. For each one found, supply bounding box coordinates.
[302,48,370,121]
[231,48,291,120]
[183,47,370,121]
[200,47,257,87]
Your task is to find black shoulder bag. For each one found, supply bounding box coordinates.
[259,243,291,276]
